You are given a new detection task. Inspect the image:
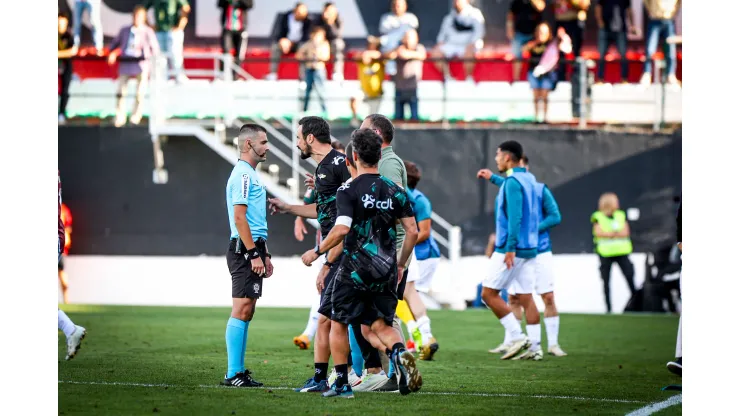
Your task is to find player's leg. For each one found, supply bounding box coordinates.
[535,252,566,356]
[413,257,440,360]
[667,272,682,376]
[294,293,320,349]
[222,243,264,387]
[369,312,422,395]
[481,252,529,359]
[347,324,364,377]
[512,259,543,360]
[323,320,354,398]
[395,300,422,351]
[59,309,85,361]
[58,256,69,304]
[353,324,392,392]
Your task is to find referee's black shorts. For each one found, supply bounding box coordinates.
[227,237,268,299]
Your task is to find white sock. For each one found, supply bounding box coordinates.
[526,323,541,350]
[675,315,682,358]
[503,329,512,345]
[500,312,524,340]
[544,316,560,348]
[58,309,76,338]
[302,295,321,340]
[406,319,418,339]
[416,315,433,344]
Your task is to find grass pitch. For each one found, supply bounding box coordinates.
[58,305,681,415]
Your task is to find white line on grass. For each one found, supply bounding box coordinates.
[625,394,682,416]
[58,380,645,403]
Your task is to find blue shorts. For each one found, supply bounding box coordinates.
[528,71,557,91]
[511,32,534,60]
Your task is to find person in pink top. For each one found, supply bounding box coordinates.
[107,6,160,127]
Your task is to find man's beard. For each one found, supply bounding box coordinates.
[299,143,312,160]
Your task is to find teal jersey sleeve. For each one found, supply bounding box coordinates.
[413,193,433,222]
[489,174,505,187]
[230,171,251,206]
[539,186,562,232]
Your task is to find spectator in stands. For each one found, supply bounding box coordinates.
[267,2,313,81]
[297,26,330,114]
[379,0,419,76]
[315,2,344,81]
[595,0,637,83]
[350,37,385,126]
[524,23,571,123]
[640,0,681,86]
[144,0,191,84]
[431,0,485,83]
[218,0,253,79]
[58,13,77,125]
[591,192,636,313]
[388,29,426,121]
[553,0,590,82]
[508,0,545,83]
[108,6,160,127]
[73,0,103,55]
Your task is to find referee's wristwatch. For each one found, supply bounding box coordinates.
[246,247,260,260]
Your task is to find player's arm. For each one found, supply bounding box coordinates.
[504,178,523,253]
[476,169,505,187]
[268,197,318,219]
[485,233,496,257]
[538,186,562,232]
[231,174,265,274]
[613,221,630,238]
[302,188,353,266]
[415,195,433,244]
[233,205,256,250]
[398,196,419,273]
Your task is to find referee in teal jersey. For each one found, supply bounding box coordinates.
[221,123,273,388]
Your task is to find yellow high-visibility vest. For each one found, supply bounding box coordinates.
[591,210,633,257]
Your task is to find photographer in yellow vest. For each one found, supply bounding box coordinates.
[591,192,636,313]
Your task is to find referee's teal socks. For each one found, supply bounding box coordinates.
[226,317,249,378]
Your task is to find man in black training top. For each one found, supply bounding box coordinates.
[301,128,422,398]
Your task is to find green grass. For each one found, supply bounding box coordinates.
[58,305,681,415]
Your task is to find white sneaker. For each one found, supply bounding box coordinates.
[666,74,680,86]
[114,114,127,127]
[333,72,344,82]
[501,336,530,360]
[348,369,360,387]
[353,370,390,392]
[265,72,278,81]
[66,325,86,361]
[58,114,67,125]
[512,346,543,361]
[327,369,337,386]
[639,72,651,86]
[548,345,568,357]
[488,343,511,354]
[130,113,142,125]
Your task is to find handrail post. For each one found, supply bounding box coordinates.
[291,114,300,201]
[653,59,666,132]
[448,226,463,310]
[223,54,235,125]
[578,57,587,129]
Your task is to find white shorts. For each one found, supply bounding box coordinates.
[405,251,420,284]
[439,41,482,59]
[408,257,439,292]
[482,252,536,294]
[510,251,555,296]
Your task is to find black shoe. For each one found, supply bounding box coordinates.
[666,357,682,377]
[220,369,264,387]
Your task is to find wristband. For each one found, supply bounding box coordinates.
[314,245,323,255]
[265,252,272,259]
[246,247,260,260]
[324,261,333,268]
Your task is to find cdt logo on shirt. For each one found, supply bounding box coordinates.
[362,194,394,209]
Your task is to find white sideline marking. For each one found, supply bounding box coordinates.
[625,394,682,416]
[58,380,645,403]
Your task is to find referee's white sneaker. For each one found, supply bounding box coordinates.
[488,343,511,354]
[353,370,390,392]
[548,345,568,357]
[501,337,530,360]
[65,325,87,361]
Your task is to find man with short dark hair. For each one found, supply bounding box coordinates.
[475,140,542,360]
[267,2,313,80]
[268,116,356,393]
[221,123,273,387]
[301,128,422,398]
[218,0,253,78]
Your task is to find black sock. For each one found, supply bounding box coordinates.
[334,364,349,388]
[314,363,329,382]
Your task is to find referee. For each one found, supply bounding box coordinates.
[221,123,273,388]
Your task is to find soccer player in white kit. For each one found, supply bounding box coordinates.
[488,157,567,357]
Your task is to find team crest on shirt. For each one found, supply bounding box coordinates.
[317,173,327,180]
[332,156,345,165]
[338,182,350,191]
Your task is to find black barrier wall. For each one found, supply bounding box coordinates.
[58,126,681,256]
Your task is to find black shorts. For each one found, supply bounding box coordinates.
[317,258,342,319]
[396,269,408,299]
[58,256,65,271]
[227,238,267,299]
[331,273,398,327]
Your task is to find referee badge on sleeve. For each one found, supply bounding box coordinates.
[241,173,250,198]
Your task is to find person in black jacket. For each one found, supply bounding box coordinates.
[666,197,681,376]
[266,2,313,80]
[218,0,253,78]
